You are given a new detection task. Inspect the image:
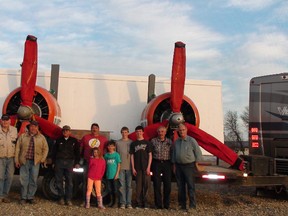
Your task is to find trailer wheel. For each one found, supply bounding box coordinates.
[42,170,80,200]
[42,171,59,200]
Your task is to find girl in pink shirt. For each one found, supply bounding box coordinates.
[85,147,106,209]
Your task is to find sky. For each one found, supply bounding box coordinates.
[0,0,287,115]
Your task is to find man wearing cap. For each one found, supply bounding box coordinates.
[79,123,108,206]
[0,114,18,203]
[15,120,49,205]
[52,125,80,206]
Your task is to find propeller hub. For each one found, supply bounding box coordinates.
[17,105,34,120]
[169,112,184,129]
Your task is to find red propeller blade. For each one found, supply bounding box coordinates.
[170,41,186,113]
[21,35,38,107]
[185,123,244,171]
[128,121,168,141]
[34,115,63,140]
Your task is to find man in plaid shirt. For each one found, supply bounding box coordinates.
[15,121,49,205]
[151,126,172,209]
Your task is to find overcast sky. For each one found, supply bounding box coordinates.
[0,0,287,115]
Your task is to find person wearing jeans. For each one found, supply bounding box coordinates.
[15,120,49,205]
[116,126,133,209]
[0,114,18,203]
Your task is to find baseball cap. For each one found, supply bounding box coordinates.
[29,120,39,126]
[1,114,10,121]
[62,125,71,130]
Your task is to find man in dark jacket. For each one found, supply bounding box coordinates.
[52,125,80,206]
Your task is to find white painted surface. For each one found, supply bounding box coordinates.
[0,69,224,155]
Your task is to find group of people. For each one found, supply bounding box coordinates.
[0,113,203,213]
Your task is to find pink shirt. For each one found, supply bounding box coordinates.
[88,158,106,180]
[80,134,108,161]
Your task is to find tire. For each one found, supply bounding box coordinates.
[42,170,59,200]
[42,169,81,200]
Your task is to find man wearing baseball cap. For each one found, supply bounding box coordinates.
[15,120,49,205]
[51,125,80,206]
[0,114,18,203]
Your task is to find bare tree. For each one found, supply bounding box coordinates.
[224,110,244,154]
[240,106,249,129]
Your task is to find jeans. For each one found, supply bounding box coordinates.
[0,157,15,198]
[152,160,171,208]
[118,169,132,205]
[175,162,196,209]
[54,159,74,201]
[19,160,40,200]
[135,169,150,207]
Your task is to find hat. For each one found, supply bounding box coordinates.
[29,120,39,126]
[62,125,71,130]
[1,114,10,121]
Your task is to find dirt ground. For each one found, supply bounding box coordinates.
[1,176,288,216]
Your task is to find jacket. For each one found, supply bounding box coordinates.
[15,132,49,165]
[0,125,18,158]
[52,136,80,165]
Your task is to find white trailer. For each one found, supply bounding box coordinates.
[0,68,224,154]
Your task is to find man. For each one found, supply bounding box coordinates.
[80,123,108,206]
[172,123,202,213]
[15,120,49,205]
[0,114,17,203]
[130,125,152,209]
[151,125,172,209]
[116,126,133,209]
[52,125,80,206]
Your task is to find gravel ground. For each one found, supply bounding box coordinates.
[1,176,288,216]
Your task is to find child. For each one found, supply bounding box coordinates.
[116,127,133,209]
[86,147,106,209]
[104,140,121,208]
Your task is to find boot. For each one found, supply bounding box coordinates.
[97,196,106,209]
[85,195,90,208]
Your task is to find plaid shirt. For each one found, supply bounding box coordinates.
[151,137,172,161]
[26,136,35,160]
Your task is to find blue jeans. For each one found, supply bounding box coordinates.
[175,162,196,209]
[118,169,132,205]
[19,160,40,200]
[54,159,74,201]
[0,157,15,198]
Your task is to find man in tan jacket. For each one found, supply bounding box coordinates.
[0,114,18,203]
[15,120,49,205]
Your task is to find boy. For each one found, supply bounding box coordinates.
[116,126,133,209]
[104,140,121,207]
[129,126,152,209]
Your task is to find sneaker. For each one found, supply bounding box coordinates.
[58,199,65,205]
[19,199,26,205]
[120,204,125,209]
[66,201,73,206]
[143,204,149,209]
[27,199,36,204]
[2,197,11,203]
[126,204,133,209]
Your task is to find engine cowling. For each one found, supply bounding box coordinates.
[141,92,200,128]
[2,86,61,127]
